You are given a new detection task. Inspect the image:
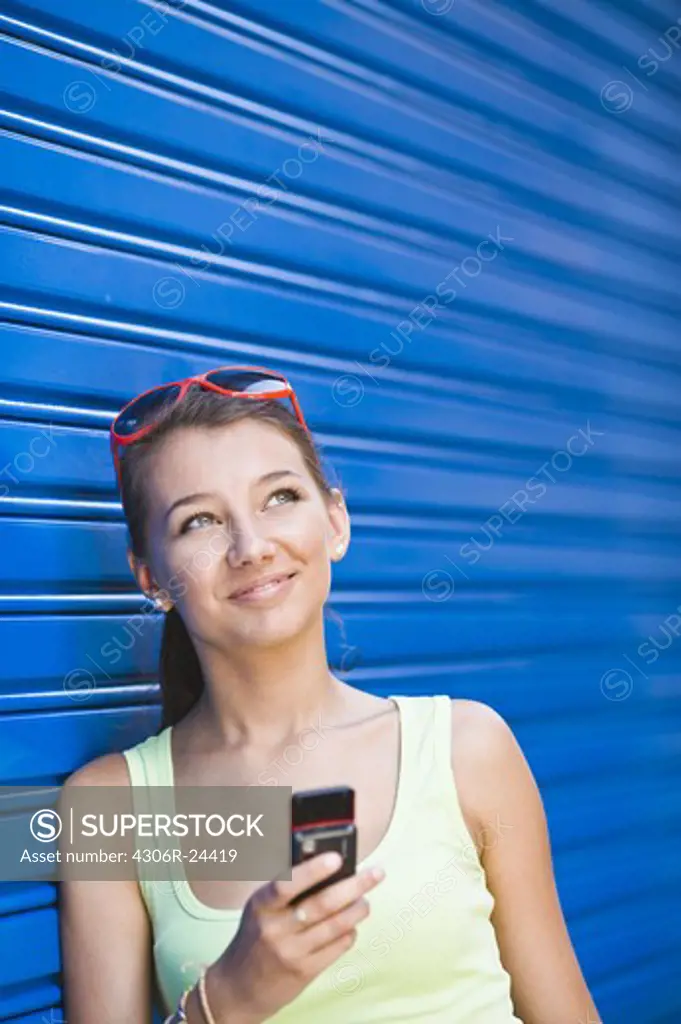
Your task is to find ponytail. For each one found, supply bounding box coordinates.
[157,607,204,732]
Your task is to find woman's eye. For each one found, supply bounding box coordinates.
[181,511,218,533]
[267,487,302,508]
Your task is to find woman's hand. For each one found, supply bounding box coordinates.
[212,852,385,1020]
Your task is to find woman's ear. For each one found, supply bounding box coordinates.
[327,487,351,560]
[127,549,152,594]
[127,550,174,612]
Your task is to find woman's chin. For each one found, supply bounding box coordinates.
[230,609,311,648]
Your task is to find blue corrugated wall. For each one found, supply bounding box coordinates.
[0,1,680,1020]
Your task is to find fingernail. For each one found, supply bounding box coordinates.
[325,852,342,869]
[370,866,385,881]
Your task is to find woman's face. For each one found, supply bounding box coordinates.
[133,418,348,651]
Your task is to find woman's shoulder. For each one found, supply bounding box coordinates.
[62,750,132,792]
[446,698,522,843]
[61,724,170,793]
[448,697,520,777]
[449,696,514,745]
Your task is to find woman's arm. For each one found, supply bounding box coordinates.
[451,699,602,1024]
[59,753,156,1024]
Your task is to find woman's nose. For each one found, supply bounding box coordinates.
[225,520,276,567]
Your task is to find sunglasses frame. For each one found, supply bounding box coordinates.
[109,364,310,490]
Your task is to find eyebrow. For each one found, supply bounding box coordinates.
[164,470,303,523]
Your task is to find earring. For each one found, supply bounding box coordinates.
[335,542,345,557]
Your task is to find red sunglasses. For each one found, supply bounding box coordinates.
[109,364,309,490]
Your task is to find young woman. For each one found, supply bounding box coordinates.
[60,366,600,1023]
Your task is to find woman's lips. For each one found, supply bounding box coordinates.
[229,572,298,604]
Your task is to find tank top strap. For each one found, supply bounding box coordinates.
[120,724,166,786]
[122,728,176,917]
[390,694,476,852]
[429,692,457,787]
[122,727,176,841]
[389,693,452,803]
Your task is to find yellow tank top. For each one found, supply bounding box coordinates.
[122,694,522,1022]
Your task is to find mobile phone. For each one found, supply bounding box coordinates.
[289,786,357,906]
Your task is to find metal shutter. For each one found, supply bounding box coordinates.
[1,1,679,1020]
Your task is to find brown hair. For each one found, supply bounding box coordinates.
[118,385,336,732]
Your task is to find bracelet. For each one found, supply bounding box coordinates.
[198,966,217,1024]
[163,984,191,1023]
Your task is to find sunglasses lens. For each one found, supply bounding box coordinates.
[205,369,288,395]
[114,384,182,437]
